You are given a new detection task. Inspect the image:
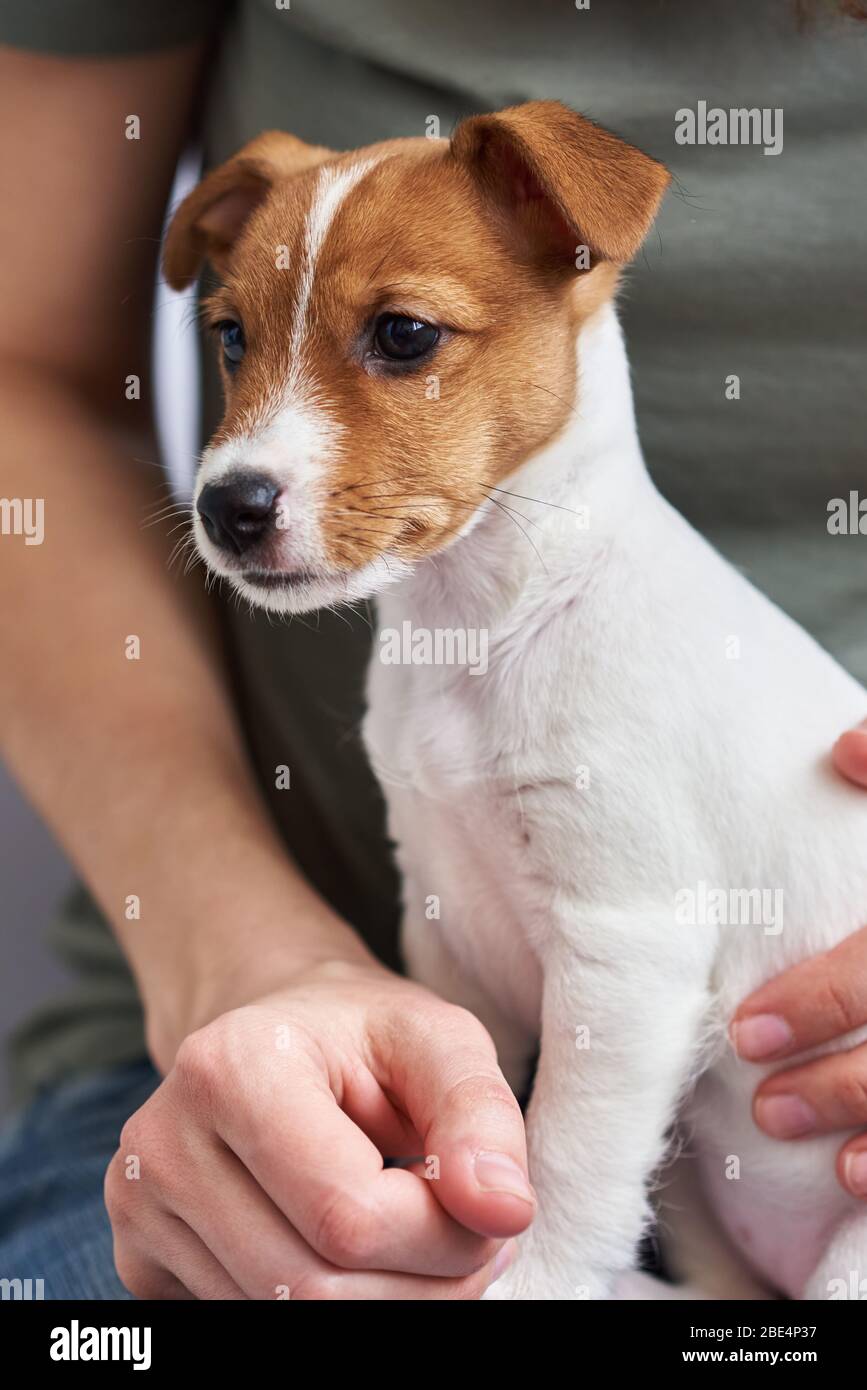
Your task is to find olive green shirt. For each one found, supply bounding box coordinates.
[3,0,866,1103]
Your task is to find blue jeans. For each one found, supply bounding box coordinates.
[0,1060,159,1299]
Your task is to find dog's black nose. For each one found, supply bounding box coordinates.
[197,475,280,555]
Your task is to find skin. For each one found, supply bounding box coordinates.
[0,42,862,1298]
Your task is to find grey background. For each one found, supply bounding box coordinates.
[0,769,73,1115]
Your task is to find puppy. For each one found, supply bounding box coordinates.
[165,102,867,1300]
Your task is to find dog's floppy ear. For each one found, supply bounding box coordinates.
[451,100,669,267]
[162,131,334,290]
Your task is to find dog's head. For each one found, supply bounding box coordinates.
[164,101,668,613]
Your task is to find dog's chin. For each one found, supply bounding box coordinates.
[231,569,366,615]
[204,556,411,616]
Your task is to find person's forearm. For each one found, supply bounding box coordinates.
[0,364,372,1067]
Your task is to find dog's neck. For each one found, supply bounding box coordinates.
[386,301,655,629]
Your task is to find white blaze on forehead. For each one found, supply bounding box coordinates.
[288,157,382,380]
[195,157,384,579]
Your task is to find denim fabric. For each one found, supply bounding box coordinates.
[0,1059,158,1300]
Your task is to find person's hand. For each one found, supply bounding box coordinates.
[105,956,533,1299]
[833,717,867,788]
[731,719,867,1201]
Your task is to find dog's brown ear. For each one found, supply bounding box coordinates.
[162,131,334,290]
[451,100,669,267]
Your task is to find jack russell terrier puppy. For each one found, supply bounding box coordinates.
[164,102,867,1300]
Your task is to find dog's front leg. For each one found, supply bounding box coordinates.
[485,915,714,1300]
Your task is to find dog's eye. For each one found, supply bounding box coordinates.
[373,314,439,361]
[218,320,245,369]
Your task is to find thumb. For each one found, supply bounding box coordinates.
[833,718,867,789]
[392,1002,536,1239]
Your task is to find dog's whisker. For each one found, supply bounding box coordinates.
[141,505,195,530]
[342,488,546,542]
[519,379,582,420]
[486,484,584,518]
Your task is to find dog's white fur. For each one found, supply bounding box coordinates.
[287,159,382,388]
[189,168,867,1296]
[362,302,867,1300]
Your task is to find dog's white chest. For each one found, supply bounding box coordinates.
[364,665,545,1033]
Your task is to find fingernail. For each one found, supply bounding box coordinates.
[844,1151,867,1197]
[490,1240,517,1283]
[474,1151,534,1204]
[755,1093,817,1139]
[731,1014,794,1061]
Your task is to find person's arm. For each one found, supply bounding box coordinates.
[0,41,364,1063]
[732,721,867,1200]
[0,45,532,1298]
